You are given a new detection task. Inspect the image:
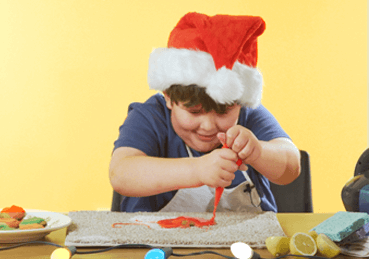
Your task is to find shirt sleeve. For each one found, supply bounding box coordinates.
[113,96,169,157]
[241,105,290,141]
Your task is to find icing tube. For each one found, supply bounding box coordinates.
[213,144,243,220]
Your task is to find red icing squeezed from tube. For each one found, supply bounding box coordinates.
[157,144,242,229]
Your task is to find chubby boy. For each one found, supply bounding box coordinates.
[109,12,300,213]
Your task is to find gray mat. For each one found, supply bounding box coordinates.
[65,211,285,248]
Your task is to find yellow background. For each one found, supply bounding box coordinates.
[0,0,367,213]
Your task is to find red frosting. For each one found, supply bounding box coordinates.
[1,205,25,220]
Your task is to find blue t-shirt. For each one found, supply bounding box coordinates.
[113,93,290,212]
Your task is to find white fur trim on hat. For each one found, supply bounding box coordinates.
[148,48,263,108]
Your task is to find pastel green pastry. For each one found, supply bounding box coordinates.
[0,224,16,230]
[20,217,47,226]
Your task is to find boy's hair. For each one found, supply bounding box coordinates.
[164,84,237,114]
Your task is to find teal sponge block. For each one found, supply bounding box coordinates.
[310,211,369,242]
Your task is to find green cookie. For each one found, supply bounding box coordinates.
[20,217,46,226]
[0,224,16,230]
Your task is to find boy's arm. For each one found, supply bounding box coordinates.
[252,138,301,185]
[109,146,240,197]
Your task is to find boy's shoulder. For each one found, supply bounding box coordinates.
[125,93,171,129]
[128,93,167,114]
[237,104,264,121]
[115,93,173,156]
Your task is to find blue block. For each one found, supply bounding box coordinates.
[311,211,369,242]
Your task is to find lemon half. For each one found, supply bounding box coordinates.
[265,236,290,256]
[316,233,341,258]
[290,232,317,256]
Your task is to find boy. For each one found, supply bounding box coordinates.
[109,12,300,213]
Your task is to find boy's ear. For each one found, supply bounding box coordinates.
[163,92,173,110]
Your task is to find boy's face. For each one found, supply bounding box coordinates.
[164,94,241,153]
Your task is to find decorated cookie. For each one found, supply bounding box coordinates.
[0,224,16,231]
[0,213,11,218]
[19,217,47,229]
[0,218,20,228]
[1,205,26,220]
[0,206,47,231]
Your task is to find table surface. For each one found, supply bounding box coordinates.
[0,213,360,259]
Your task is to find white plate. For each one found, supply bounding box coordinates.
[0,210,72,243]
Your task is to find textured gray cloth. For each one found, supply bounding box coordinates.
[65,211,285,248]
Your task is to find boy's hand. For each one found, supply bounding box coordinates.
[195,148,239,188]
[218,125,262,166]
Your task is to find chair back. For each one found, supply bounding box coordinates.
[269,150,313,212]
[111,189,124,212]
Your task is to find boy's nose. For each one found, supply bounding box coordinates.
[199,114,217,131]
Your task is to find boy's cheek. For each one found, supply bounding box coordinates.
[180,118,198,130]
[173,113,198,130]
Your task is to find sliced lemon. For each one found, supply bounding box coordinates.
[290,232,317,256]
[265,236,290,256]
[316,233,341,258]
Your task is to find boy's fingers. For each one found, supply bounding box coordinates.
[220,148,240,165]
[221,170,236,182]
[225,126,243,149]
[217,177,233,188]
[239,142,261,164]
[217,132,226,146]
[238,144,252,160]
[232,138,248,153]
[239,164,248,171]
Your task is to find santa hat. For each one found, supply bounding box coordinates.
[148,12,266,108]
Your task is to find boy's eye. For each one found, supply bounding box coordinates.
[189,110,202,114]
[217,109,230,115]
[223,106,236,114]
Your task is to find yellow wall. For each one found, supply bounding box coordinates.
[0,0,366,213]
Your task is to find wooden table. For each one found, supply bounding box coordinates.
[0,213,360,258]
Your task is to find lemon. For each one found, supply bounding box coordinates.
[265,236,290,256]
[316,233,341,258]
[308,230,318,242]
[290,232,317,256]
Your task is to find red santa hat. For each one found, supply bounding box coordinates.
[148,12,266,108]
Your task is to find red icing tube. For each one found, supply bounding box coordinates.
[157,144,242,229]
[211,144,242,221]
